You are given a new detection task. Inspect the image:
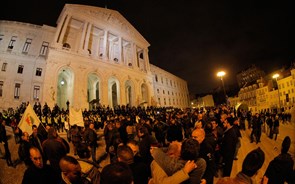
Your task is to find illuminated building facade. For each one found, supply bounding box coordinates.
[0,4,189,110]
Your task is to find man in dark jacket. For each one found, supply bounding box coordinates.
[264,136,294,184]
[117,145,149,184]
[192,124,216,184]
[22,147,60,184]
[42,127,69,174]
[84,122,98,163]
[0,119,14,167]
[29,125,44,156]
[221,116,238,177]
[18,132,32,166]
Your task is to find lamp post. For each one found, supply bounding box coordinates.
[217,71,227,103]
[272,73,281,113]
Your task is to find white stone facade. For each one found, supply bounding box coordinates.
[0,4,189,110]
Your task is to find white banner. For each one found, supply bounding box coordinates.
[69,107,84,127]
[18,104,40,135]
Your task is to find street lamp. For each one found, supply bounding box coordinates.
[272,73,281,113]
[217,71,227,103]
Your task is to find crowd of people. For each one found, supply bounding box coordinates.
[0,101,294,184]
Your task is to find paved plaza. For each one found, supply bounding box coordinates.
[0,121,294,184]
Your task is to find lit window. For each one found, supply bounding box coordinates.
[14,83,21,99]
[22,38,32,53]
[40,41,49,56]
[33,85,40,99]
[8,36,17,50]
[36,68,42,76]
[1,63,7,71]
[17,65,24,74]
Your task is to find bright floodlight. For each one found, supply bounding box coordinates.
[217,71,226,77]
[272,73,279,79]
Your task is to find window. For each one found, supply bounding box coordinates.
[157,89,159,94]
[155,75,158,82]
[0,34,3,43]
[36,68,42,76]
[17,65,24,74]
[33,85,40,99]
[8,36,17,49]
[0,81,3,97]
[40,41,49,56]
[163,90,165,94]
[14,83,21,99]
[1,63,7,71]
[22,38,32,53]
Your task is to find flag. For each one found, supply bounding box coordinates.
[69,107,84,127]
[18,103,40,135]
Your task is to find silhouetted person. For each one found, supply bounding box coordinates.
[264,136,294,184]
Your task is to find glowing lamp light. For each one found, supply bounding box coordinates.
[272,73,279,79]
[60,80,65,86]
[217,71,226,78]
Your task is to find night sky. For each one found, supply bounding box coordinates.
[1,0,295,95]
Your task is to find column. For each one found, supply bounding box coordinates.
[144,48,151,72]
[79,22,88,52]
[54,14,68,44]
[103,30,108,60]
[132,43,138,67]
[118,37,122,63]
[84,23,92,54]
[58,14,71,45]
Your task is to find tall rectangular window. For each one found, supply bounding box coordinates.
[40,41,49,56]
[17,65,24,74]
[36,68,42,76]
[1,63,7,71]
[33,85,40,99]
[0,81,3,97]
[14,83,21,99]
[22,38,32,53]
[8,36,17,49]
[0,34,4,44]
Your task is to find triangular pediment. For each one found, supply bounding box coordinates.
[60,4,149,47]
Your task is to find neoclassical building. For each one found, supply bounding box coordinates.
[0,4,189,110]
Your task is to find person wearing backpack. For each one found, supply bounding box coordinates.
[76,143,101,184]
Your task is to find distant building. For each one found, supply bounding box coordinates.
[0,4,189,110]
[190,95,214,108]
[234,67,295,114]
[236,65,265,88]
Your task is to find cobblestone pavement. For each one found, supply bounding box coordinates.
[0,122,294,184]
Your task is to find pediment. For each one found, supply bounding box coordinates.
[61,4,149,47]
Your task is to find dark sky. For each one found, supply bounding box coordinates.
[1,0,295,95]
